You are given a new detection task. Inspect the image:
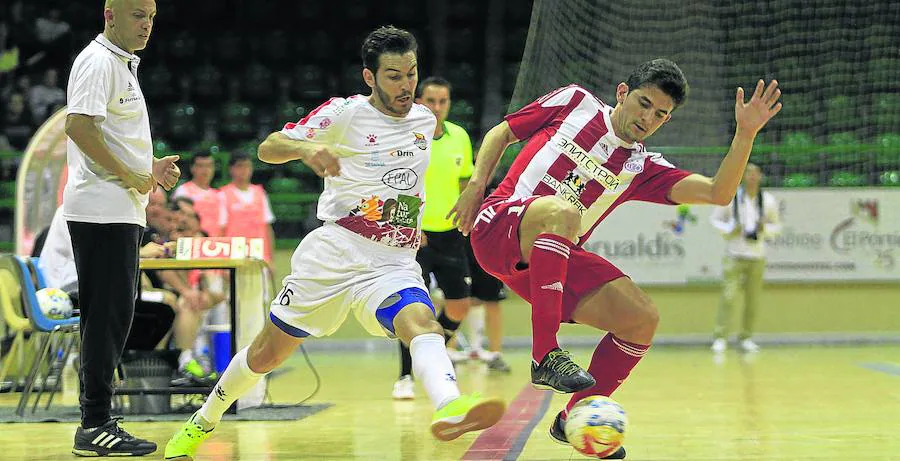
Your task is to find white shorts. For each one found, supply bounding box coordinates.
[269,223,428,338]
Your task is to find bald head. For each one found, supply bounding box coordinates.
[103,0,156,53]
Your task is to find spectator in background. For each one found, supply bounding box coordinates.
[34,8,71,46]
[28,68,66,121]
[173,152,223,237]
[1,93,35,150]
[219,152,276,263]
[709,163,781,353]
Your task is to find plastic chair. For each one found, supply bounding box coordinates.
[12,256,80,416]
[0,262,32,392]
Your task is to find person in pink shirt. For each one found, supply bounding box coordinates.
[219,153,276,263]
[172,152,222,237]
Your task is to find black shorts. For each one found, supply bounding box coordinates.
[417,230,471,300]
[466,236,507,302]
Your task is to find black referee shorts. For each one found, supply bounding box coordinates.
[465,236,507,302]
[416,230,471,300]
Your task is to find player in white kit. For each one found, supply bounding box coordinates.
[165,27,505,460]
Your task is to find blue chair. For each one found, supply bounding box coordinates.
[12,256,80,416]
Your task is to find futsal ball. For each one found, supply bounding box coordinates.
[564,396,628,458]
[35,287,74,320]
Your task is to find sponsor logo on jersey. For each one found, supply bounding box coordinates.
[554,135,621,191]
[413,132,428,150]
[365,152,385,167]
[382,168,419,190]
[623,159,644,173]
[390,149,415,158]
[319,118,332,129]
[541,174,588,213]
[365,133,379,146]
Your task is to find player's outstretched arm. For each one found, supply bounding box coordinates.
[449,121,519,235]
[258,131,341,177]
[669,79,782,205]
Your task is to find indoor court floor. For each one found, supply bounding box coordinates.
[0,345,897,460]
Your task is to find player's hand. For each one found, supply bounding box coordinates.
[448,183,486,236]
[735,79,782,136]
[139,242,167,259]
[152,155,181,191]
[303,147,341,178]
[120,169,155,194]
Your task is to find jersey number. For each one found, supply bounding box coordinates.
[277,286,294,306]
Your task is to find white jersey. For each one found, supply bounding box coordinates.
[281,95,436,250]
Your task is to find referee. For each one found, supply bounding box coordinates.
[393,77,474,400]
[64,0,178,456]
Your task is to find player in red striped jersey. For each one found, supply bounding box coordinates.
[450,59,781,457]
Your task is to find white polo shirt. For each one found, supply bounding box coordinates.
[64,34,152,227]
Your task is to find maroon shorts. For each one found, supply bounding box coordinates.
[470,196,626,322]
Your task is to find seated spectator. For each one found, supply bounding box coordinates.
[34,9,71,46]
[28,68,65,121]
[1,93,36,150]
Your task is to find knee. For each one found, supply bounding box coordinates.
[625,299,659,336]
[397,318,444,346]
[537,200,581,240]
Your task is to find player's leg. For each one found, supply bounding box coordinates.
[516,196,594,393]
[562,276,658,415]
[466,236,509,370]
[713,256,742,351]
[394,247,437,398]
[381,289,505,441]
[482,300,511,372]
[739,258,765,352]
[164,319,304,460]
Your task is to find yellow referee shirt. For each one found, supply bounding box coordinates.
[423,120,474,232]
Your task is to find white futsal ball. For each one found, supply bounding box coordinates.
[564,396,628,458]
[35,287,74,320]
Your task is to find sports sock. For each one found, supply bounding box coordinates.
[197,347,265,427]
[565,333,649,414]
[529,233,572,363]
[410,333,460,409]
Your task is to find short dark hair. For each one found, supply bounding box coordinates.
[229,152,251,167]
[361,26,418,74]
[170,196,194,211]
[415,76,451,98]
[625,59,689,108]
[191,151,214,166]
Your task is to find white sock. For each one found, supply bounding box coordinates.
[468,306,486,352]
[197,347,265,428]
[178,349,194,370]
[410,333,461,410]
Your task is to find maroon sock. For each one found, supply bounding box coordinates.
[529,233,573,363]
[564,333,650,415]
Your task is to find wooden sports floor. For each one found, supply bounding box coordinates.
[0,345,897,460]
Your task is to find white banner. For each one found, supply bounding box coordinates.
[581,188,900,284]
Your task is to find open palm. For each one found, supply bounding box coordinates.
[735,79,782,135]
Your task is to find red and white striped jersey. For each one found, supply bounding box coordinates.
[488,85,692,245]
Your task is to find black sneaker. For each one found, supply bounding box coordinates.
[531,348,595,393]
[73,417,157,457]
[549,411,627,459]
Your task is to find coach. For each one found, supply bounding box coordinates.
[64,0,177,456]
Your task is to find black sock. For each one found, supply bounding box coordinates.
[437,310,462,343]
[399,342,412,378]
